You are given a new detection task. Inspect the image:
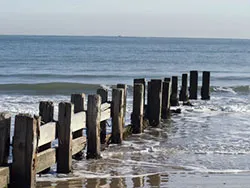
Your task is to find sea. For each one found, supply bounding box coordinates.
[0,35,250,187]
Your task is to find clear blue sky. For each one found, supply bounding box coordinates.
[0,0,250,38]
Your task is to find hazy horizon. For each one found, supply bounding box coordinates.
[1,0,250,39]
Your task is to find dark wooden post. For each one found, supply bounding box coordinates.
[11,114,40,188]
[71,94,85,158]
[170,76,179,106]
[147,79,162,126]
[117,84,127,128]
[97,88,108,144]
[38,101,54,173]
[189,70,198,99]
[87,95,101,159]
[161,80,171,119]
[134,78,146,109]
[132,83,144,134]
[57,102,73,173]
[0,112,11,166]
[179,73,188,102]
[111,88,124,144]
[201,71,210,100]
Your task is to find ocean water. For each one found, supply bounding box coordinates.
[1,35,250,187]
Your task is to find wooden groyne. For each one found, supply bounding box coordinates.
[0,71,210,188]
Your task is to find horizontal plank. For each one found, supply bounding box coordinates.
[101,102,111,111]
[37,148,56,173]
[72,136,86,155]
[0,167,9,186]
[100,108,111,122]
[71,111,86,133]
[38,122,56,147]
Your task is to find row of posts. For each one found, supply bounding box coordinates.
[131,71,210,130]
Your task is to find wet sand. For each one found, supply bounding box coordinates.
[37,172,250,187]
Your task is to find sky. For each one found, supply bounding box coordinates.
[0,0,250,38]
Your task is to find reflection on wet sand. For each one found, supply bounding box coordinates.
[132,176,144,187]
[147,174,161,187]
[37,173,167,188]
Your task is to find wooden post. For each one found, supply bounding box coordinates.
[11,114,40,188]
[111,88,124,144]
[97,88,108,144]
[117,84,127,128]
[161,80,171,119]
[189,70,198,99]
[0,112,11,166]
[57,102,73,173]
[134,78,146,109]
[170,76,179,106]
[201,71,210,100]
[39,101,53,124]
[179,73,188,102]
[87,95,101,159]
[38,101,54,173]
[71,93,85,158]
[132,83,144,134]
[164,77,171,82]
[147,79,162,126]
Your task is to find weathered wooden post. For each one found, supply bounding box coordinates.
[57,102,73,173]
[111,88,124,144]
[97,88,108,144]
[170,76,179,106]
[71,94,85,158]
[11,114,40,188]
[134,78,146,109]
[179,73,188,102]
[132,83,144,134]
[0,112,11,166]
[189,70,198,99]
[161,79,171,119]
[147,79,162,126]
[117,84,127,128]
[87,95,101,159]
[201,71,210,100]
[38,101,54,172]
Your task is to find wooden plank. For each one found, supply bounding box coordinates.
[38,122,56,147]
[0,167,9,186]
[71,111,86,133]
[87,95,101,159]
[57,102,73,173]
[100,108,111,122]
[37,148,56,173]
[101,102,111,111]
[11,114,40,188]
[97,88,108,145]
[72,136,86,155]
[132,83,144,134]
[111,88,124,144]
[0,113,11,166]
